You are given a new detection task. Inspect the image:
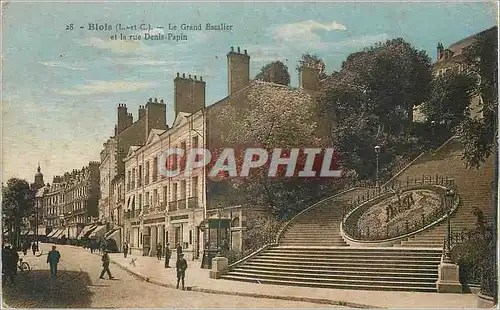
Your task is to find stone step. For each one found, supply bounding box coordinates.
[250,258,440,267]
[229,269,437,283]
[270,247,442,254]
[221,274,437,292]
[233,265,438,277]
[258,253,441,261]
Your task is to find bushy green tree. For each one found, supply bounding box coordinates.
[255,61,290,86]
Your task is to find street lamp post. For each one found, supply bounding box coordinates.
[374,145,381,187]
[442,189,455,263]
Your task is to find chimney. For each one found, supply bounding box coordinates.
[437,42,444,61]
[117,104,128,134]
[227,46,250,95]
[138,105,146,119]
[145,97,167,139]
[127,113,133,126]
[299,66,320,91]
[174,72,206,116]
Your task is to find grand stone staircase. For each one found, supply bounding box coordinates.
[393,137,495,248]
[221,137,495,292]
[279,188,368,247]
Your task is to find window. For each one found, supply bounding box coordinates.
[192,176,198,197]
[153,189,158,206]
[145,192,149,206]
[139,194,142,208]
[192,136,199,149]
[163,186,168,204]
[180,180,186,199]
[172,183,178,201]
[138,165,142,186]
[180,141,187,171]
[132,168,136,189]
[145,161,150,185]
[189,230,192,245]
[153,157,158,181]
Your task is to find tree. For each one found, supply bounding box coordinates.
[255,61,290,86]
[421,71,476,129]
[457,29,498,169]
[297,53,327,79]
[2,178,35,248]
[321,38,432,178]
[216,83,339,218]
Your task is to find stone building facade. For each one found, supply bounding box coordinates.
[98,99,168,244]
[124,74,206,259]
[41,162,100,242]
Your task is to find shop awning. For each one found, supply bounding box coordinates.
[47,229,59,238]
[53,228,65,239]
[105,229,120,241]
[88,225,107,238]
[77,225,97,240]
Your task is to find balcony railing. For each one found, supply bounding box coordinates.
[168,197,198,212]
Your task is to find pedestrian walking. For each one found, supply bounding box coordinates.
[31,242,37,255]
[156,243,162,260]
[47,245,61,279]
[99,250,114,279]
[176,253,188,290]
[123,241,129,258]
[164,243,171,268]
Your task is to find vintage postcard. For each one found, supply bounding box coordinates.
[1,1,498,308]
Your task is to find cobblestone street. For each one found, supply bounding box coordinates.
[2,244,340,308]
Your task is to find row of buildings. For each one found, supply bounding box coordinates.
[31,46,323,259]
[31,26,495,259]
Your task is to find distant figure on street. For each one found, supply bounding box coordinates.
[47,245,61,279]
[164,243,171,268]
[176,253,187,290]
[22,242,28,256]
[31,242,38,255]
[99,250,114,279]
[123,241,129,258]
[156,243,162,260]
[176,243,183,257]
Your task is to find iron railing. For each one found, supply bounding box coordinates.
[342,174,457,241]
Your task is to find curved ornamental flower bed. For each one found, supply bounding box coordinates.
[343,184,458,241]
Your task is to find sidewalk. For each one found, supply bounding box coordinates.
[86,247,479,308]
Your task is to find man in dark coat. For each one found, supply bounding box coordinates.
[176,253,188,290]
[99,250,114,279]
[123,241,129,258]
[47,245,61,279]
[156,243,162,260]
[31,242,38,255]
[164,243,171,268]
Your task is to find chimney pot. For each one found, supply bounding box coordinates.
[189,75,192,79]
[182,73,185,78]
[194,75,197,80]
[237,47,240,53]
[200,76,203,81]
[154,98,158,103]
[160,99,164,103]
[244,49,247,55]
[149,98,152,102]
[231,46,234,52]
[177,72,180,77]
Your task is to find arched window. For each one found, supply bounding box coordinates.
[231,217,240,227]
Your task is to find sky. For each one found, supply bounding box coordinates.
[1,1,497,184]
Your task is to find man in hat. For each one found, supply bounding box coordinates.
[164,243,171,268]
[99,250,114,279]
[176,253,188,290]
[47,245,61,279]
